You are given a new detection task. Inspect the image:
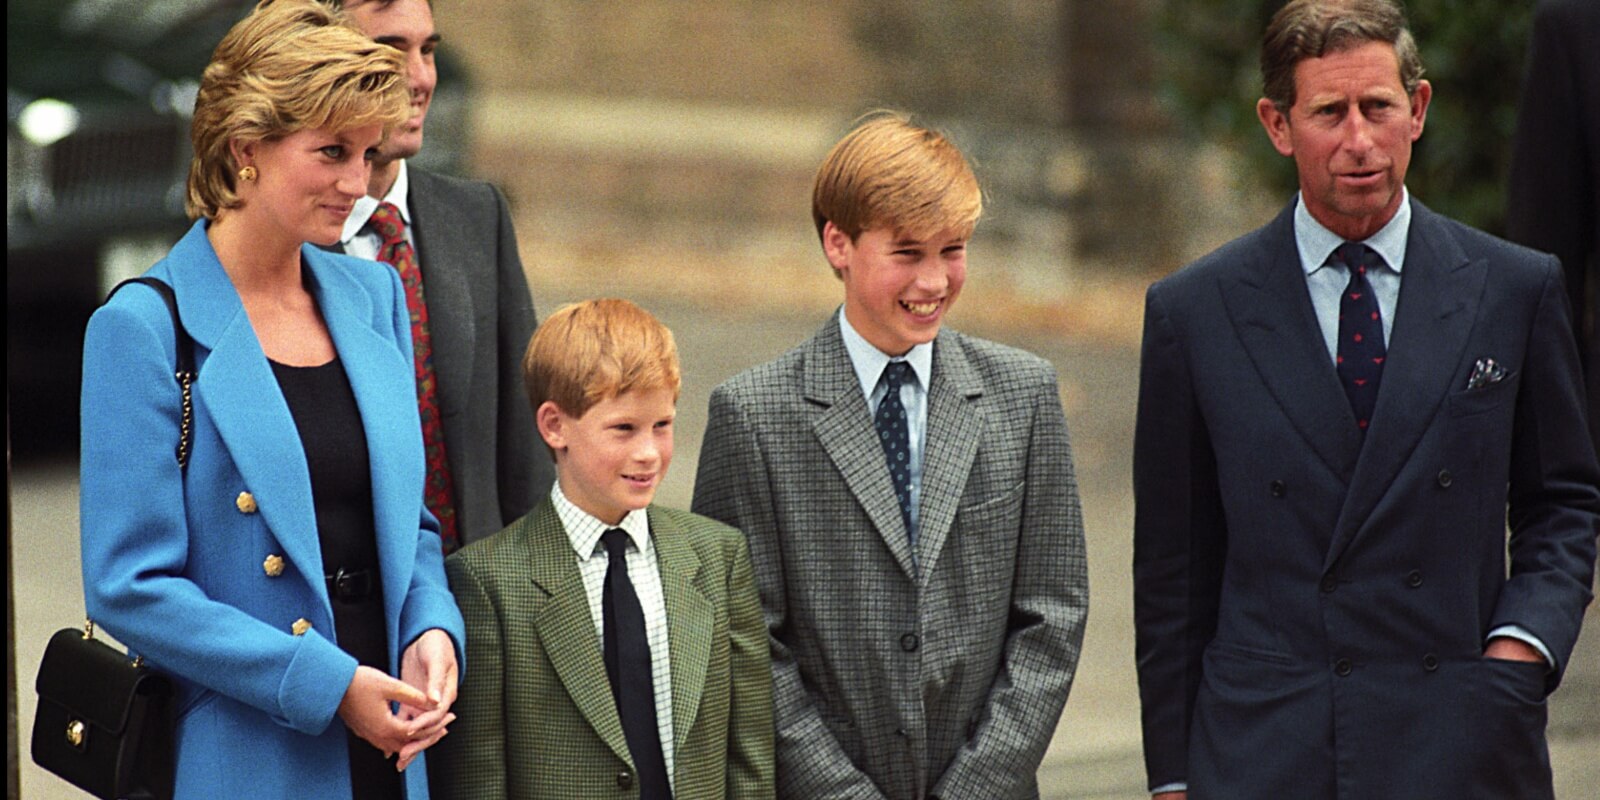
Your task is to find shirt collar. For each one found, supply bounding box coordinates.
[837,307,933,398]
[1293,187,1410,275]
[340,159,412,244]
[551,479,651,562]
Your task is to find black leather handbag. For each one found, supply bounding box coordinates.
[32,624,176,799]
[32,277,192,800]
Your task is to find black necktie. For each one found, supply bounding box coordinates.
[600,529,671,799]
[874,361,915,543]
[1333,242,1387,434]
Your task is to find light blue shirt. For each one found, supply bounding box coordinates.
[1294,189,1408,362]
[838,309,932,537]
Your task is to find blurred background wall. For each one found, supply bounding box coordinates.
[435,0,1277,322]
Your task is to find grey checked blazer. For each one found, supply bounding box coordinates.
[692,313,1089,800]
[337,166,555,545]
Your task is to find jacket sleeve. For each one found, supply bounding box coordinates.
[1131,283,1228,791]
[1506,0,1594,325]
[80,288,356,735]
[490,183,553,530]
[932,363,1089,799]
[692,384,889,799]
[427,555,508,800]
[1491,255,1600,689]
[724,530,777,799]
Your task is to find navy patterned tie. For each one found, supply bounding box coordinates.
[875,361,915,543]
[1334,242,1387,434]
[600,530,671,799]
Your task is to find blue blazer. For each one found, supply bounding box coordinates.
[1133,198,1600,799]
[80,220,466,800]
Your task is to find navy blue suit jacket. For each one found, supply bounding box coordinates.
[1133,197,1600,799]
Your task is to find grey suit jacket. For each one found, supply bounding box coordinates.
[1133,197,1600,799]
[344,167,555,545]
[693,313,1088,800]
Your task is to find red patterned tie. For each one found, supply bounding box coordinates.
[369,201,460,553]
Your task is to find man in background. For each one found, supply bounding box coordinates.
[1507,0,1600,457]
[331,0,553,552]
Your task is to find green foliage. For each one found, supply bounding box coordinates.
[1155,0,1532,234]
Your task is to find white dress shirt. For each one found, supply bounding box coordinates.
[339,159,414,258]
[839,309,933,535]
[552,481,675,788]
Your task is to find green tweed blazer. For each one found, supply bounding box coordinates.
[428,499,775,800]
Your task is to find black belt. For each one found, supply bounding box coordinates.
[325,567,374,602]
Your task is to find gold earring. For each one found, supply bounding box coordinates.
[238,166,257,182]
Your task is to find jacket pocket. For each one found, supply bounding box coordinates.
[1445,373,1517,418]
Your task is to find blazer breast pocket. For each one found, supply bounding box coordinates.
[1445,371,1517,419]
[955,479,1026,534]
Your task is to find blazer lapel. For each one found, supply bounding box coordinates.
[805,316,919,580]
[305,249,425,658]
[915,332,986,581]
[406,168,476,422]
[166,223,327,611]
[651,509,713,755]
[1327,201,1484,563]
[524,503,634,766]
[1222,204,1363,483]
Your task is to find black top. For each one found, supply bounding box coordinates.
[270,357,398,799]
[271,358,380,586]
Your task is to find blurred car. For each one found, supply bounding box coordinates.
[7,0,469,459]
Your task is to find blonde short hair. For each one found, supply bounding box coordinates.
[523,299,682,421]
[186,0,409,219]
[811,111,983,261]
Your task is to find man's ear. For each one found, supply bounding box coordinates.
[1257,98,1295,157]
[821,220,854,276]
[535,401,567,452]
[1408,79,1432,143]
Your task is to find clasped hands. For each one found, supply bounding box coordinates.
[338,628,459,771]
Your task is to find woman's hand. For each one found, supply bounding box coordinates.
[395,628,459,770]
[337,665,436,760]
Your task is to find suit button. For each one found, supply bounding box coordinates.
[1320,575,1337,594]
[900,633,920,652]
[1269,480,1287,498]
[616,769,633,789]
[1422,653,1439,672]
[263,554,285,577]
[236,491,258,513]
[291,618,312,636]
[1333,658,1353,677]
[1406,570,1423,588]
[1436,470,1452,488]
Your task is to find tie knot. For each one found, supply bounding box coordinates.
[1334,242,1379,273]
[601,529,631,558]
[881,361,912,391]
[369,201,406,245]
